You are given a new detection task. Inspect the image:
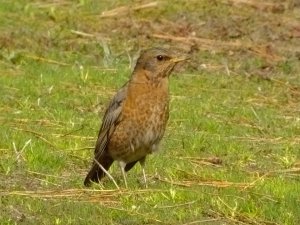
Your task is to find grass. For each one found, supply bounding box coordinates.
[1,0,300,224]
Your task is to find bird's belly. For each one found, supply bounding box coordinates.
[108,103,168,163]
[139,102,168,145]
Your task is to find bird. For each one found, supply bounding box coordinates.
[84,47,187,188]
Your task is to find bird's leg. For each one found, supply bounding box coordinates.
[139,157,147,188]
[118,161,128,188]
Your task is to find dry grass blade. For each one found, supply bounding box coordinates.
[157,177,253,189]
[1,189,120,205]
[155,200,197,209]
[243,172,270,190]
[223,0,286,13]
[0,188,169,204]
[269,167,300,177]
[151,33,244,49]
[70,30,95,38]
[24,55,70,66]
[1,189,115,197]
[30,1,71,8]
[3,118,66,128]
[100,1,158,18]
[12,128,58,150]
[178,156,223,167]
[64,147,94,151]
[93,158,120,189]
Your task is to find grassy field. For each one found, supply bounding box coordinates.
[1,0,300,224]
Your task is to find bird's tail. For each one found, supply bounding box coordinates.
[84,153,114,187]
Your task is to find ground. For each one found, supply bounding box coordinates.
[0,0,300,224]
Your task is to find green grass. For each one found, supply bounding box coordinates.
[1,0,300,224]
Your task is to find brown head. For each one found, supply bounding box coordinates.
[132,48,187,82]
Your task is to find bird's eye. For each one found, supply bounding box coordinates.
[156,55,164,61]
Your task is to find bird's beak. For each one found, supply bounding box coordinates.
[170,56,190,63]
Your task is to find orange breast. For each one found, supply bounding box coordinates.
[108,78,170,163]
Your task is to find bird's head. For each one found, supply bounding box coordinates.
[132,48,188,82]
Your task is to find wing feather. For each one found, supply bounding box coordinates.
[94,83,128,157]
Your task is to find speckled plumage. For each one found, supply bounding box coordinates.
[84,48,186,187]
